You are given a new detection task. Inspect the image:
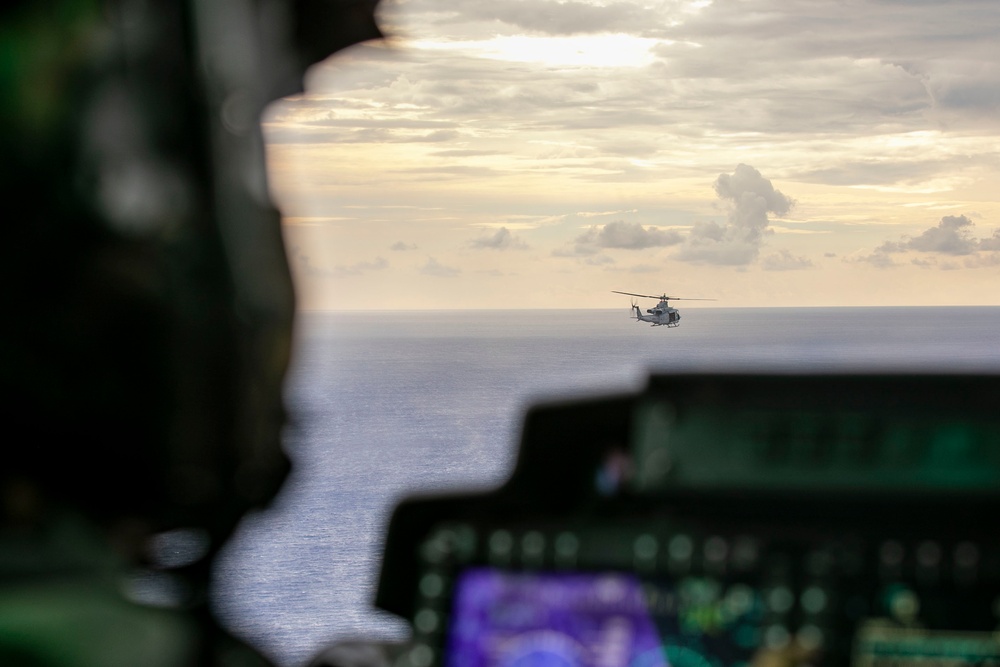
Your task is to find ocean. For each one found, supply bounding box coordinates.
[211,307,1000,666]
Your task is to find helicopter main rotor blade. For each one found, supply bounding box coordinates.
[611,290,662,300]
[612,291,716,301]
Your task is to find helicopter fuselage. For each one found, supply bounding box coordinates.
[633,301,681,327]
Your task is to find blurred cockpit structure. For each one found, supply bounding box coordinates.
[1,2,380,664]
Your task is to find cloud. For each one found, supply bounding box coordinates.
[676,164,794,265]
[974,228,1000,251]
[576,209,639,218]
[593,221,684,249]
[561,220,683,256]
[271,0,1000,310]
[330,257,389,277]
[852,251,898,269]
[290,0,1000,163]
[761,250,814,271]
[582,254,616,266]
[291,248,390,277]
[857,214,1000,267]
[965,253,1000,268]
[878,214,978,255]
[420,257,461,276]
[469,227,528,250]
[430,149,498,158]
[390,241,418,251]
[419,0,655,37]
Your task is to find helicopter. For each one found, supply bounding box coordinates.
[612,291,715,327]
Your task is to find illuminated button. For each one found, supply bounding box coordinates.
[764,624,791,649]
[409,644,434,667]
[954,542,981,586]
[452,524,477,562]
[489,530,513,556]
[731,537,760,570]
[766,586,794,614]
[879,540,905,567]
[420,536,448,564]
[724,584,756,616]
[554,532,579,566]
[955,541,980,568]
[414,609,439,634]
[643,448,674,484]
[886,586,920,621]
[801,586,828,615]
[635,533,659,560]
[669,534,694,561]
[419,573,444,599]
[796,625,825,651]
[704,536,729,564]
[916,541,942,569]
[805,549,834,577]
[522,531,545,561]
[679,576,721,606]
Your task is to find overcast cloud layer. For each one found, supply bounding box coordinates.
[266,0,1000,309]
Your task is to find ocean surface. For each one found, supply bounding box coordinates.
[211,307,1000,666]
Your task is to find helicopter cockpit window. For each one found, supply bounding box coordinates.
[211,0,1000,664]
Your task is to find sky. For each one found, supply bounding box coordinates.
[264,0,1000,310]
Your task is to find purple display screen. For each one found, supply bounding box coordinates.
[443,569,670,667]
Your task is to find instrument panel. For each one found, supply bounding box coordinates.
[376,374,1000,667]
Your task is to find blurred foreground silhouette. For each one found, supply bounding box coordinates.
[1,2,380,664]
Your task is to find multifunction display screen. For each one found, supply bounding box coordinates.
[444,569,760,667]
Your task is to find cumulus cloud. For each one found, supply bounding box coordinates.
[853,251,898,269]
[877,214,978,255]
[390,241,418,251]
[420,257,461,276]
[975,228,1000,251]
[677,164,794,265]
[469,227,528,250]
[560,220,682,256]
[857,214,1000,267]
[761,250,813,271]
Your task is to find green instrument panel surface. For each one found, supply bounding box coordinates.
[632,400,1000,493]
